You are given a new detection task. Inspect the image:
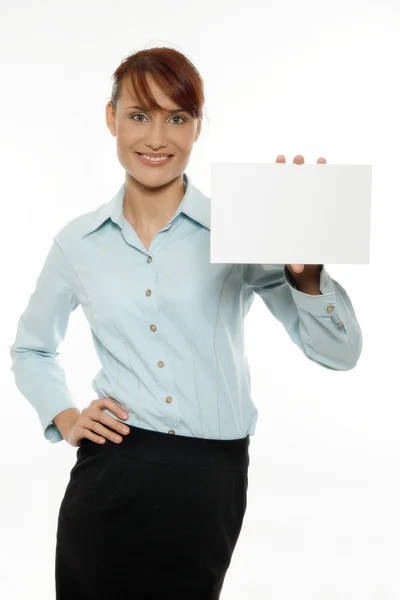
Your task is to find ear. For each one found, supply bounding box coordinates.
[105,101,117,137]
[194,117,202,142]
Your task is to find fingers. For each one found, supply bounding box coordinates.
[94,422,124,444]
[83,397,131,444]
[81,428,107,445]
[82,413,129,444]
[100,412,131,437]
[91,396,128,420]
[275,155,304,163]
[275,155,327,164]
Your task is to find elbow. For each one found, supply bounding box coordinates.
[346,329,363,371]
[305,329,363,372]
[331,330,363,371]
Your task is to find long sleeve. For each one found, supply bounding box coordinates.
[242,263,363,371]
[9,240,81,443]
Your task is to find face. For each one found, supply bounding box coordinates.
[106,74,202,188]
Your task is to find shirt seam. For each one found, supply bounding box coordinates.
[53,239,102,338]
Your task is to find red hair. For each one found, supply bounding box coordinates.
[109,47,205,120]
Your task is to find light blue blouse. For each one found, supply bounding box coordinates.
[9,172,362,443]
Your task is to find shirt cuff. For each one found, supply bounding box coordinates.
[38,396,79,443]
[284,265,338,315]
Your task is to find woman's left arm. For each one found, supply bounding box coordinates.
[242,262,363,371]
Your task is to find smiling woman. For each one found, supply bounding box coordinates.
[103,47,205,236]
[50,47,252,600]
[9,43,363,600]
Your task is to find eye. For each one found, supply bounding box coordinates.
[130,113,147,122]
[170,115,186,124]
[129,113,187,124]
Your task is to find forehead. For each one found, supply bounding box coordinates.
[121,76,176,111]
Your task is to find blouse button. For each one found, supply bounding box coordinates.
[147,256,152,264]
[150,325,157,332]
[145,290,152,296]
[326,305,335,312]
[168,430,175,435]
[166,396,173,403]
[158,361,164,368]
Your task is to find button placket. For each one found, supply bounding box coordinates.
[146,254,178,433]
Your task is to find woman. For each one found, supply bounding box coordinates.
[9,47,363,599]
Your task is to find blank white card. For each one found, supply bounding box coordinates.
[210,162,372,265]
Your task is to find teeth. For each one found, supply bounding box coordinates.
[140,154,170,161]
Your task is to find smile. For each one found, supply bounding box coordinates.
[136,153,173,166]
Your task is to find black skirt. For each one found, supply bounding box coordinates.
[55,424,250,600]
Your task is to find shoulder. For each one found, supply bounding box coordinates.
[52,203,107,248]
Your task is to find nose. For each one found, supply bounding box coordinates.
[145,120,169,151]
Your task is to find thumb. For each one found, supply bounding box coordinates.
[291,264,304,273]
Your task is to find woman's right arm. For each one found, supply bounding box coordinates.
[9,240,81,444]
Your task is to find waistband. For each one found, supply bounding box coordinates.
[78,424,250,472]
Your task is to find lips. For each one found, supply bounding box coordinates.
[136,153,173,158]
[135,152,174,167]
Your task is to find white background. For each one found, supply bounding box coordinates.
[1,0,399,598]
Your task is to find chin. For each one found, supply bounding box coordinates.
[126,164,183,184]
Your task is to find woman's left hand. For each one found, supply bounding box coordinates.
[276,154,326,277]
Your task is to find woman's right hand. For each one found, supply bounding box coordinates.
[66,397,131,447]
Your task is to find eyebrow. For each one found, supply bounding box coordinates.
[125,105,189,114]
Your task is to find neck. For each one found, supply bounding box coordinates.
[123,173,186,232]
